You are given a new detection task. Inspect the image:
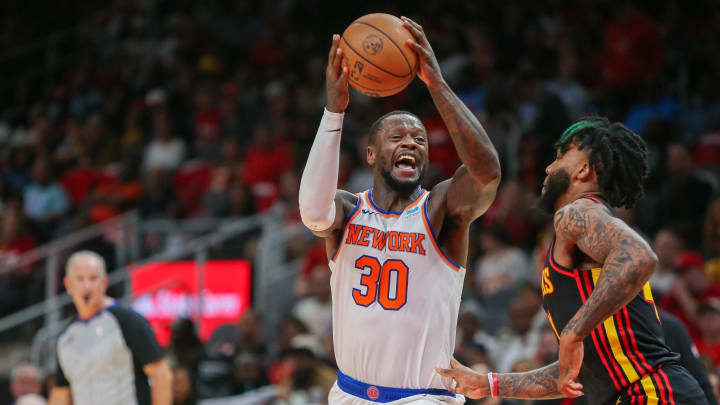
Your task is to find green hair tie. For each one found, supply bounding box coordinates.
[559,119,603,143]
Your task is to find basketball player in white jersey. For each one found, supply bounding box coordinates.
[299,17,500,405]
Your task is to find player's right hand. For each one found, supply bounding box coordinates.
[435,357,488,399]
[325,34,349,114]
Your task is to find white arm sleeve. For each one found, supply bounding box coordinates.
[299,108,344,231]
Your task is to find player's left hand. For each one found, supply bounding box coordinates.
[435,357,488,399]
[558,333,585,398]
[401,16,444,88]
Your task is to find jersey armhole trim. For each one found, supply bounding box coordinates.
[547,236,576,277]
[330,192,364,262]
[421,195,461,271]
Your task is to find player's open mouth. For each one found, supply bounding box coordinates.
[83,293,92,303]
[394,153,417,176]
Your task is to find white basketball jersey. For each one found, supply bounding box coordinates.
[329,188,466,389]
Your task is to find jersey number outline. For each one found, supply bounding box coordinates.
[352,255,408,310]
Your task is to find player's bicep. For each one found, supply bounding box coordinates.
[445,165,500,222]
[555,199,651,266]
[310,190,358,238]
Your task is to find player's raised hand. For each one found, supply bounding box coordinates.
[401,16,443,88]
[435,357,488,399]
[326,34,349,113]
[558,334,585,398]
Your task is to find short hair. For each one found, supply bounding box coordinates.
[555,117,649,209]
[66,250,107,278]
[10,362,41,382]
[368,110,423,145]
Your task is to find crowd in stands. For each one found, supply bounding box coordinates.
[1,0,720,404]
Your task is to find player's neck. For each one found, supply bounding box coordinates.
[371,182,423,212]
[555,189,604,210]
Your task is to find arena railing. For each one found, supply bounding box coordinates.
[0,211,142,336]
[0,209,297,333]
[11,206,308,372]
[27,213,266,371]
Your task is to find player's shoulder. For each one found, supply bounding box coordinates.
[553,197,612,239]
[425,179,451,211]
[56,319,76,343]
[555,197,610,221]
[337,189,360,207]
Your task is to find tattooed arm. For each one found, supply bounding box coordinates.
[554,198,658,395]
[402,17,500,221]
[400,17,500,267]
[556,198,658,341]
[435,358,576,399]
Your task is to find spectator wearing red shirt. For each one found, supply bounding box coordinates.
[0,205,37,316]
[660,251,720,340]
[193,87,224,156]
[419,113,460,179]
[695,300,720,368]
[242,123,293,211]
[601,5,664,88]
[243,123,293,186]
[294,241,329,298]
[88,160,144,222]
[0,205,36,265]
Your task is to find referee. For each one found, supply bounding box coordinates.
[48,251,172,405]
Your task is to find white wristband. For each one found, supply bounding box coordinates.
[487,372,499,398]
[487,373,494,397]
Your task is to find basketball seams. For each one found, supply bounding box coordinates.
[347,75,413,93]
[353,21,413,76]
[341,36,410,79]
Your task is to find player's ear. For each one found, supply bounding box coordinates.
[367,144,376,165]
[575,160,592,182]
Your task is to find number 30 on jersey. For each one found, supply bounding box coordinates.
[352,255,408,310]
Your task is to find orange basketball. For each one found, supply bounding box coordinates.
[338,13,419,98]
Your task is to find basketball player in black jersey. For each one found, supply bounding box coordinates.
[437,118,707,405]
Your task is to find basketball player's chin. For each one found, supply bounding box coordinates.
[389,176,421,193]
[393,165,419,181]
[531,195,557,218]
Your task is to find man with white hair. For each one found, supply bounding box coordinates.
[48,251,172,405]
[9,362,43,405]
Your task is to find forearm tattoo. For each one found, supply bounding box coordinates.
[498,362,564,399]
[428,82,499,186]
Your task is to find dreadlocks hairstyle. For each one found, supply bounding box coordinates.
[368,110,423,145]
[555,117,649,209]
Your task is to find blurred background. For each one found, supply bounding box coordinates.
[0,0,719,404]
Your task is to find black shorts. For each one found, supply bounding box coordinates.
[617,364,707,405]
